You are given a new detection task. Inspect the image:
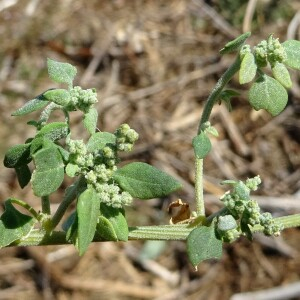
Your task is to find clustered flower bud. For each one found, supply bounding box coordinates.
[254,35,287,68]
[115,124,139,152]
[69,86,98,112]
[219,176,283,239]
[65,123,139,208]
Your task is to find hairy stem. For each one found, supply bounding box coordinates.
[195,158,205,216]
[10,198,40,220]
[41,196,51,215]
[50,176,86,230]
[198,55,241,132]
[10,214,300,247]
[194,55,241,217]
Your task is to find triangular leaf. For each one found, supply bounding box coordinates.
[11,95,49,116]
[0,200,35,248]
[83,107,98,135]
[47,58,77,86]
[272,62,292,89]
[187,225,223,266]
[220,32,251,55]
[43,89,71,106]
[282,40,300,70]
[77,187,100,255]
[249,74,288,116]
[192,132,211,159]
[31,146,65,196]
[87,132,116,153]
[239,52,257,84]
[113,162,182,199]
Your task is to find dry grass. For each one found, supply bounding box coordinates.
[0,1,300,299]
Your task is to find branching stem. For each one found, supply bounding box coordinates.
[10,213,300,246]
[194,55,242,217]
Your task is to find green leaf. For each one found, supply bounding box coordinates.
[249,74,288,116]
[43,89,71,106]
[96,216,118,241]
[282,40,300,70]
[47,58,77,86]
[66,163,80,177]
[31,146,65,196]
[11,94,49,116]
[113,162,182,199]
[272,62,292,89]
[220,32,251,55]
[239,52,257,84]
[0,200,35,248]
[217,215,237,232]
[98,204,128,241]
[87,132,116,153]
[192,132,211,159]
[77,187,100,255]
[83,107,98,135]
[187,225,223,266]
[35,122,69,141]
[219,89,240,112]
[4,143,32,168]
[15,165,31,188]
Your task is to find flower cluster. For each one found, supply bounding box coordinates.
[69,86,98,112]
[254,35,287,67]
[65,124,139,208]
[115,124,139,152]
[219,176,283,239]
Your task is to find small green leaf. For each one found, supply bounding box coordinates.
[192,132,211,159]
[77,187,100,255]
[15,165,31,188]
[282,40,300,70]
[217,215,237,232]
[11,94,49,116]
[113,162,182,199]
[66,163,80,177]
[272,62,292,89]
[239,52,257,84]
[187,225,223,266]
[98,204,128,241]
[87,132,116,153]
[4,143,32,168]
[31,146,65,196]
[83,107,98,135]
[43,89,71,106]
[220,32,251,55]
[249,74,288,116]
[47,58,77,86]
[0,200,35,248]
[96,216,118,241]
[36,122,69,141]
[219,89,240,112]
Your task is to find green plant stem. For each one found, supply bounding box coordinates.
[50,176,85,230]
[9,214,300,247]
[195,158,205,216]
[194,55,242,218]
[10,198,40,220]
[198,55,242,132]
[41,196,51,215]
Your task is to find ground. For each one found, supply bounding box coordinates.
[0,1,299,299]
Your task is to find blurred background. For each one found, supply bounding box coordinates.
[0,0,300,299]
